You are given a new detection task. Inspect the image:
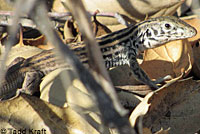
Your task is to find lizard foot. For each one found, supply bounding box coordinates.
[147,75,172,90]
[153,75,172,84]
[0,90,22,101]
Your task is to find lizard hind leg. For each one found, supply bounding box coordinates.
[7,57,26,68]
[18,71,43,96]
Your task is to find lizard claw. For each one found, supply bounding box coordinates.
[153,75,172,84]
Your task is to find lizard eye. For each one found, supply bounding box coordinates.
[165,23,171,29]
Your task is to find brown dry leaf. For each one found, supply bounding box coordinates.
[0,95,101,134]
[91,14,112,37]
[40,68,100,114]
[63,15,112,44]
[40,69,113,133]
[0,24,23,47]
[143,128,152,134]
[22,28,62,50]
[52,0,67,13]
[183,18,200,78]
[0,29,7,44]
[129,92,153,127]
[153,80,200,134]
[62,0,183,25]
[141,39,194,79]
[154,128,170,134]
[40,68,70,107]
[63,19,82,43]
[142,77,200,133]
[37,38,56,50]
[34,32,63,50]
[109,65,142,86]
[115,88,143,111]
[39,68,95,109]
[40,67,143,116]
[23,34,46,47]
[192,41,200,78]
[69,79,100,113]
[184,18,200,42]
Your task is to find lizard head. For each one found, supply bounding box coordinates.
[137,16,197,52]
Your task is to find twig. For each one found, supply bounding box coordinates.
[115,85,152,96]
[0,10,117,28]
[0,10,116,18]
[114,13,130,27]
[0,11,14,16]
[0,10,117,29]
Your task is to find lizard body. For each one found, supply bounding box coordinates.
[0,16,197,100]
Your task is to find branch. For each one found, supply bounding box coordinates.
[0,10,116,29]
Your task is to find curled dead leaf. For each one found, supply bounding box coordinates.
[23,34,46,47]
[129,92,153,127]
[37,31,63,50]
[191,41,200,78]
[183,18,200,78]
[109,65,142,86]
[63,15,112,44]
[52,0,67,13]
[40,68,100,112]
[91,13,112,37]
[40,69,115,133]
[64,19,82,43]
[141,39,194,79]
[142,77,200,133]
[154,128,170,134]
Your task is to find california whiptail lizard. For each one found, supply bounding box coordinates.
[0,16,197,100]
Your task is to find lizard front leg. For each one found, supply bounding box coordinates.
[128,55,159,90]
